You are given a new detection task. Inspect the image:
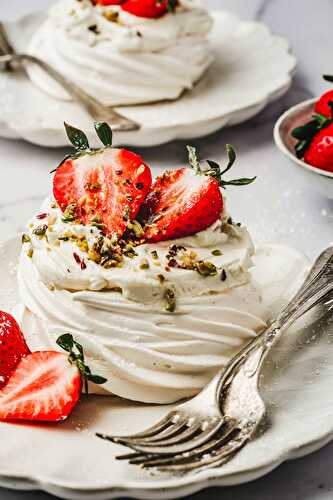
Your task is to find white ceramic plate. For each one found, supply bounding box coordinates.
[0,10,296,148]
[2,237,333,500]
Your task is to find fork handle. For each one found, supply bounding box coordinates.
[0,53,138,131]
[212,246,333,401]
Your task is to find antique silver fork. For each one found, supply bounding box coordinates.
[0,22,138,131]
[97,247,333,473]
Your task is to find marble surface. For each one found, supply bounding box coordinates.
[0,0,333,499]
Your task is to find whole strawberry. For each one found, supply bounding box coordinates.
[303,123,333,172]
[314,89,333,118]
[0,311,30,389]
[122,0,176,18]
[139,145,255,242]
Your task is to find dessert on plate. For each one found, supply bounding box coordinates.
[13,122,269,407]
[27,0,214,105]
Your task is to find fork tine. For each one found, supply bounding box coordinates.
[100,413,176,443]
[126,420,188,444]
[123,420,225,455]
[139,422,202,447]
[139,420,238,468]
[157,430,248,473]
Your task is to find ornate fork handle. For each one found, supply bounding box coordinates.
[0,53,139,131]
[214,246,333,400]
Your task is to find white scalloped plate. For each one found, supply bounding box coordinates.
[0,10,296,147]
[1,237,333,499]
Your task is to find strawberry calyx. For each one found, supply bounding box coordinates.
[186,144,256,188]
[56,333,107,394]
[291,101,333,159]
[323,74,333,83]
[51,121,113,174]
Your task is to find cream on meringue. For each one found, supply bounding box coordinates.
[27,0,214,106]
[17,198,268,404]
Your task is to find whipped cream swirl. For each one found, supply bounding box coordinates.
[18,199,267,403]
[27,0,214,105]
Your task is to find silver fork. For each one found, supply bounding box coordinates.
[97,247,333,473]
[0,22,138,131]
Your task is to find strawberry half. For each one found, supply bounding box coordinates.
[0,334,106,423]
[303,122,333,172]
[139,145,255,243]
[53,123,152,237]
[121,0,174,18]
[0,311,30,390]
[140,168,223,242]
[292,78,333,167]
[0,352,81,422]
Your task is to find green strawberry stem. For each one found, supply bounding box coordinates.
[51,122,114,173]
[291,101,333,159]
[323,75,333,83]
[186,145,256,188]
[56,333,107,395]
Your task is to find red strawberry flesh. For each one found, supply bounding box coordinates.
[122,0,169,18]
[314,89,333,118]
[303,122,333,172]
[140,167,223,242]
[0,311,30,390]
[0,351,81,422]
[53,148,152,237]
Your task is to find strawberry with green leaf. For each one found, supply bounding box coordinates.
[53,122,152,238]
[139,145,256,242]
[292,75,333,172]
[0,333,106,423]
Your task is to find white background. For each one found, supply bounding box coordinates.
[0,1,333,499]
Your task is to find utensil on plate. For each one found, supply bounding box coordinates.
[98,246,333,474]
[0,22,139,132]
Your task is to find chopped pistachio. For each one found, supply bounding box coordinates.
[195,261,217,277]
[212,249,222,256]
[165,288,176,312]
[221,269,227,281]
[22,234,31,244]
[76,238,89,253]
[27,247,33,258]
[62,204,77,223]
[157,274,166,284]
[127,220,144,238]
[151,250,159,260]
[33,224,48,238]
[139,258,150,270]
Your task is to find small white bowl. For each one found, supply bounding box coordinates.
[274,97,333,199]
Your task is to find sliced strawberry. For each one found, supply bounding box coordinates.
[53,148,152,237]
[121,0,169,18]
[314,89,333,118]
[0,352,81,422]
[139,168,224,242]
[303,122,333,172]
[0,312,30,390]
